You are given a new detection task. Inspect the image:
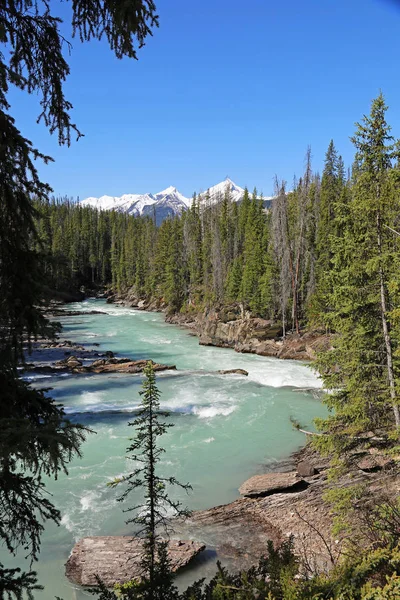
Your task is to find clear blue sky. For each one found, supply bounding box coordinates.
[7,0,400,199]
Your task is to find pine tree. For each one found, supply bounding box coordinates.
[315,94,400,463]
[240,191,266,314]
[106,362,191,600]
[311,140,345,326]
[0,1,159,595]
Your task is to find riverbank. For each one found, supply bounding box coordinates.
[30,299,400,592]
[108,291,331,362]
[19,299,329,596]
[183,442,400,575]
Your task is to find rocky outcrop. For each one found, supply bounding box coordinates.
[66,537,205,586]
[197,308,330,360]
[218,369,249,376]
[166,306,330,361]
[239,472,308,497]
[107,293,331,362]
[111,289,167,313]
[183,445,400,574]
[197,309,281,350]
[39,339,85,350]
[76,358,177,374]
[28,357,176,375]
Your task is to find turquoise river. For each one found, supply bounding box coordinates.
[5,300,327,598]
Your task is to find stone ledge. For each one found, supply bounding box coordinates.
[66,536,205,587]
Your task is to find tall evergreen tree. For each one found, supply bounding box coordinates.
[0,1,159,595]
[106,362,191,600]
[315,94,400,464]
[312,140,345,326]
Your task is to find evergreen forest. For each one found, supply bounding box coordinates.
[2,1,400,599]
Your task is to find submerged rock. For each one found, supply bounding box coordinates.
[65,537,205,586]
[239,472,308,498]
[217,369,249,376]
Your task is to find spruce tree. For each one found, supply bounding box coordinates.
[0,2,159,595]
[315,94,400,464]
[106,362,191,600]
[312,140,345,326]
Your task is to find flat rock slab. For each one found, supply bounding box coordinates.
[239,472,307,497]
[66,537,205,587]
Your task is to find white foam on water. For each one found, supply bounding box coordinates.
[60,512,74,532]
[193,405,237,419]
[80,490,97,511]
[242,360,321,390]
[60,483,120,539]
[139,336,172,344]
[23,373,53,381]
[81,391,106,405]
[203,437,215,443]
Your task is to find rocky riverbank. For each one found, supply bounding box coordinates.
[66,538,205,586]
[175,443,400,574]
[109,291,331,361]
[65,443,400,586]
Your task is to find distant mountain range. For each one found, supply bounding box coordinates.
[81,178,273,225]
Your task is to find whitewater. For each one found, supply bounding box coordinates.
[4,299,326,598]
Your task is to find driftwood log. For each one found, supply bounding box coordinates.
[65,536,205,587]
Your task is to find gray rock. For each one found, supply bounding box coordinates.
[90,359,106,368]
[357,454,393,472]
[218,369,249,376]
[297,460,317,477]
[239,472,308,498]
[65,537,205,586]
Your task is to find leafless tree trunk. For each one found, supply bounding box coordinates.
[376,208,400,428]
[272,178,291,337]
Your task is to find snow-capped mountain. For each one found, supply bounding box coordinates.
[154,186,192,207]
[80,179,272,224]
[81,186,190,225]
[81,192,158,216]
[197,178,248,205]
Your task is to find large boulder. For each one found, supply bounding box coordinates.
[297,460,317,477]
[65,537,205,586]
[239,472,308,498]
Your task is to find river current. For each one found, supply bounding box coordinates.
[6,299,326,598]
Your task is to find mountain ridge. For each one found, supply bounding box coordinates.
[81,179,272,225]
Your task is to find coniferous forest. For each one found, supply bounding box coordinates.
[3,1,400,599]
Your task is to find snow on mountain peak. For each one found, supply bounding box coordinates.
[158,186,177,195]
[80,179,267,223]
[197,179,246,205]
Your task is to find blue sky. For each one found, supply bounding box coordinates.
[7,0,400,199]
